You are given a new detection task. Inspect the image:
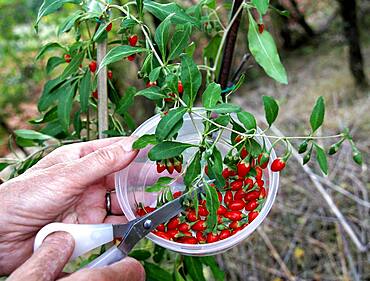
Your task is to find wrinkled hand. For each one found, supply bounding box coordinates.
[0,137,140,276]
[7,232,145,281]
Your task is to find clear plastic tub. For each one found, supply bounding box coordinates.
[115,109,279,256]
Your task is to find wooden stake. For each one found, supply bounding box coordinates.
[97,40,108,139]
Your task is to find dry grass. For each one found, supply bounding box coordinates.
[217,36,370,281]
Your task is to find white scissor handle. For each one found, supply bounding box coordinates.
[34,223,114,260]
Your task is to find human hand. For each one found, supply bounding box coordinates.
[0,137,138,275]
[7,232,145,281]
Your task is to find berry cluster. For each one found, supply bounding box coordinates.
[137,139,278,244]
[156,155,183,174]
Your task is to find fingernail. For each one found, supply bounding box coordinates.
[121,136,137,152]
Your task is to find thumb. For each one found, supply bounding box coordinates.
[60,257,145,281]
[56,137,139,188]
[7,232,74,281]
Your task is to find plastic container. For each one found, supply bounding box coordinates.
[115,109,279,256]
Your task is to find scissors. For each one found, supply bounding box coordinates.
[34,186,201,269]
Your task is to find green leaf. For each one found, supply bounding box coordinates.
[98,46,148,72]
[144,262,172,281]
[204,182,220,231]
[155,107,187,141]
[237,111,257,131]
[262,95,279,126]
[136,0,144,17]
[135,86,165,100]
[93,22,110,42]
[58,84,75,132]
[208,103,241,114]
[183,257,206,281]
[245,139,262,158]
[38,78,67,112]
[129,249,151,260]
[60,51,85,80]
[203,34,221,61]
[46,57,65,74]
[184,152,201,186]
[29,107,58,124]
[202,82,221,108]
[186,42,196,57]
[73,110,82,138]
[36,42,65,61]
[180,54,202,106]
[168,24,191,61]
[144,0,200,28]
[148,67,161,82]
[79,69,91,113]
[132,134,158,149]
[14,130,52,141]
[154,14,173,60]
[166,119,183,140]
[252,0,269,15]
[120,18,137,30]
[0,160,17,172]
[207,147,225,188]
[247,11,288,84]
[310,96,325,133]
[36,0,81,29]
[198,257,225,281]
[148,141,194,161]
[314,144,328,175]
[58,10,84,35]
[145,176,173,192]
[116,87,136,113]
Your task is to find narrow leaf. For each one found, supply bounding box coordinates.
[98,46,148,72]
[60,51,84,80]
[180,54,201,106]
[154,14,173,60]
[79,69,91,113]
[46,57,65,74]
[36,42,65,61]
[36,0,81,28]
[183,257,206,281]
[202,82,221,108]
[168,24,191,61]
[315,144,328,175]
[136,0,144,17]
[310,96,325,133]
[135,86,165,100]
[148,141,194,161]
[14,130,52,141]
[262,95,279,126]
[252,0,269,15]
[237,111,257,131]
[58,84,74,132]
[116,87,136,113]
[132,134,158,149]
[247,11,288,84]
[184,152,201,186]
[204,182,220,231]
[156,107,187,141]
[208,103,241,114]
[58,10,84,35]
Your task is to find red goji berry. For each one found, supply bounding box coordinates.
[234,189,247,200]
[271,158,286,172]
[173,191,182,199]
[92,90,98,99]
[224,190,233,206]
[244,178,254,190]
[127,54,136,61]
[154,231,171,240]
[230,179,243,191]
[128,35,138,46]
[167,229,179,239]
[64,54,71,63]
[255,166,263,180]
[186,210,198,222]
[256,179,264,187]
[107,70,113,80]
[224,211,243,221]
[178,80,183,94]
[228,199,245,211]
[259,187,267,199]
[146,81,157,87]
[206,232,219,243]
[219,229,231,240]
[89,60,97,73]
[105,22,112,32]
[222,168,230,179]
[217,205,227,215]
[198,206,209,216]
[156,161,166,173]
[258,152,269,169]
[258,23,264,34]
[192,220,207,231]
[196,231,206,243]
[178,236,198,244]
[178,223,190,232]
[167,217,180,229]
[245,200,259,211]
[240,147,248,159]
[156,224,165,232]
[245,190,260,201]
[237,162,251,178]
[166,159,174,174]
[248,211,259,222]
